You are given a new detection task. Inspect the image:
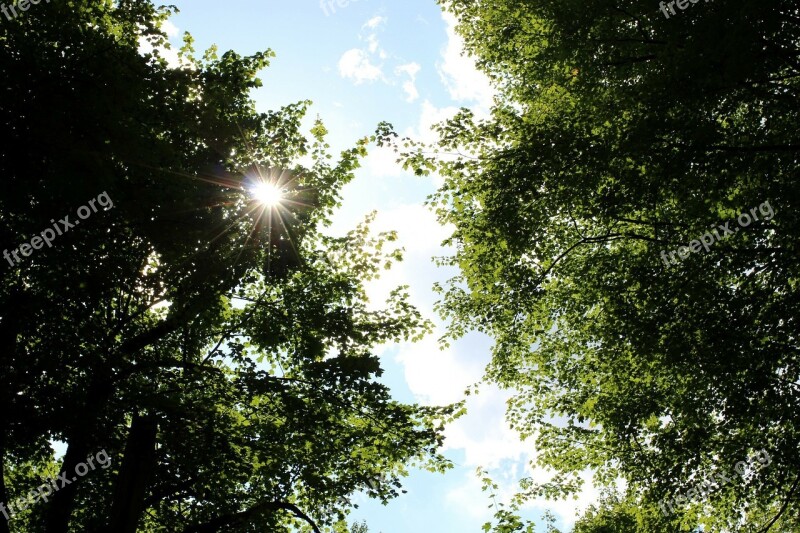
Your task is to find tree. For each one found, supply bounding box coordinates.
[383,0,800,530]
[0,1,455,531]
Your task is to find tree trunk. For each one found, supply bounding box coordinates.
[44,439,92,533]
[44,373,114,533]
[0,444,11,533]
[106,413,158,533]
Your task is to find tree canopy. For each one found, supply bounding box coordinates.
[382,0,800,530]
[0,1,455,531]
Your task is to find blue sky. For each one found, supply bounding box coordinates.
[155,2,599,531]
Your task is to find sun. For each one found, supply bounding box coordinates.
[250,182,283,207]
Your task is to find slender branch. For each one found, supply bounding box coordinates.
[755,473,800,533]
[201,288,273,365]
[604,54,657,66]
[535,233,622,286]
[707,144,800,153]
[182,500,322,533]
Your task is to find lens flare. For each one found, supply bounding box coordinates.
[250,182,283,207]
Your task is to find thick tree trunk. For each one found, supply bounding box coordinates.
[44,373,114,533]
[44,439,92,533]
[108,415,158,533]
[0,445,11,533]
[106,414,158,533]
[0,288,21,533]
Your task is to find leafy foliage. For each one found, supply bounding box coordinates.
[0,2,455,531]
[382,0,800,530]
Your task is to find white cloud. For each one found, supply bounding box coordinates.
[394,336,477,406]
[367,33,380,54]
[338,17,389,84]
[364,144,404,178]
[405,99,460,144]
[437,12,495,111]
[445,471,495,521]
[363,15,386,29]
[372,203,452,254]
[161,20,179,38]
[445,462,603,530]
[362,17,387,57]
[443,385,532,467]
[396,62,421,103]
[362,203,454,313]
[338,48,384,84]
[441,396,603,529]
[337,16,420,102]
[439,379,604,529]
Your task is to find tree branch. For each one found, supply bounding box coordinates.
[755,472,800,533]
[182,500,322,533]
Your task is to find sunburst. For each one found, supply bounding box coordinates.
[250,181,284,207]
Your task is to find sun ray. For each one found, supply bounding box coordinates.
[101,122,320,283]
[250,182,283,206]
